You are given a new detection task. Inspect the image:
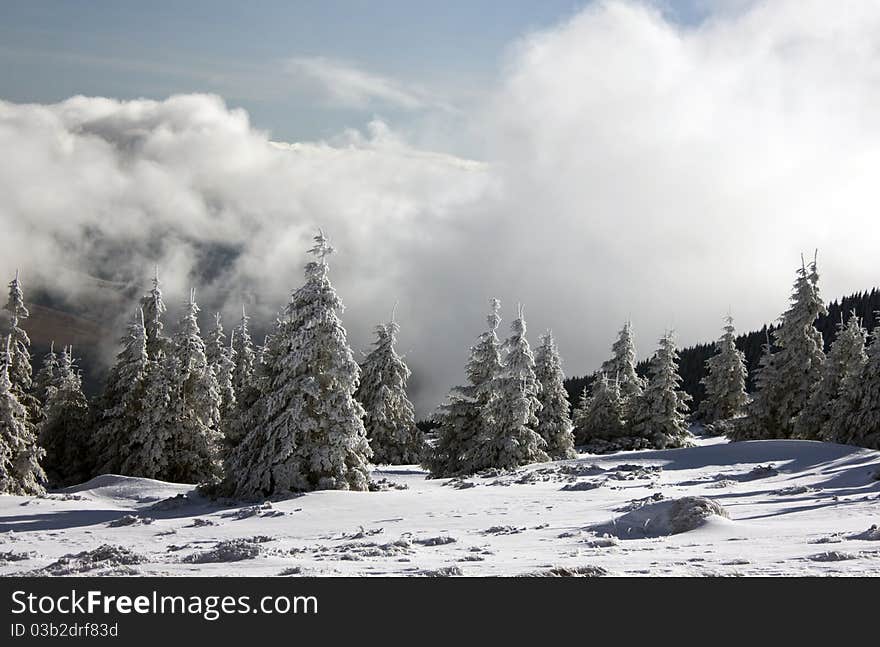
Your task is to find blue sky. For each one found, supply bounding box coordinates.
[0,0,708,142]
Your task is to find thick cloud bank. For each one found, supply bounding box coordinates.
[3,1,880,413]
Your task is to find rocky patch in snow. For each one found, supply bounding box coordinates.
[182,537,275,563]
[108,514,154,527]
[849,524,880,541]
[522,565,609,577]
[21,544,148,576]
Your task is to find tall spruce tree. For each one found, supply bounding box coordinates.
[423,299,504,478]
[206,312,237,427]
[120,348,173,479]
[164,290,222,484]
[39,346,91,487]
[465,305,549,472]
[601,321,644,401]
[794,313,867,441]
[0,336,46,495]
[33,341,59,408]
[533,331,576,459]
[2,271,40,426]
[140,266,168,360]
[629,332,693,449]
[94,308,150,474]
[573,374,625,444]
[697,315,748,423]
[356,316,424,465]
[225,306,258,450]
[739,256,827,439]
[224,231,372,497]
[823,315,880,449]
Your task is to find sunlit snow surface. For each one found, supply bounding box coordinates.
[1,437,879,576]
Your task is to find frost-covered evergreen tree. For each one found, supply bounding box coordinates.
[2,271,40,426]
[423,299,504,478]
[465,305,549,472]
[231,306,256,401]
[39,346,91,487]
[629,332,693,449]
[224,231,372,497]
[120,348,173,479]
[738,257,827,439]
[356,316,424,464]
[823,315,880,449]
[164,290,222,484]
[601,321,644,402]
[573,374,625,444]
[34,341,59,408]
[0,337,46,495]
[224,306,258,450]
[206,312,237,425]
[697,315,748,423]
[94,308,150,474]
[140,266,169,360]
[794,313,867,441]
[533,331,575,459]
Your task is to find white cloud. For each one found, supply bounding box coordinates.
[3,1,880,414]
[284,56,434,110]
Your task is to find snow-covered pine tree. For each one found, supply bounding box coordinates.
[0,336,46,495]
[224,306,259,450]
[356,315,424,464]
[533,330,576,459]
[120,347,173,479]
[628,332,693,449]
[206,312,237,426]
[465,305,549,472]
[94,308,150,475]
[164,290,222,484]
[573,374,625,444]
[140,266,169,360]
[601,321,644,402]
[823,314,880,449]
[39,346,91,487]
[2,270,40,426]
[697,314,748,423]
[231,306,256,401]
[794,313,867,441]
[224,231,372,497]
[33,341,59,408]
[423,299,504,478]
[738,256,827,439]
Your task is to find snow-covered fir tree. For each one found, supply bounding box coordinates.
[231,306,256,401]
[423,299,504,478]
[697,315,748,423]
[356,316,424,464]
[206,312,237,426]
[629,332,693,449]
[39,346,91,487]
[224,306,258,450]
[793,313,867,441]
[573,374,626,444]
[120,347,173,479]
[224,231,372,497]
[738,257,827,439]
[465,305,549,472]
[164,290,222,484]
[822,314,880,449]
[33,341,59,408]
[601,321,644,402]
[2,271,40,426]
[140,266,169,360]
[94,308,150,474]
[0,336,46,495]
[533,331,576,459]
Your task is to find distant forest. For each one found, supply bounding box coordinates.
[563,288,880,412]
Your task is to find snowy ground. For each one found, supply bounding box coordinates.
[1,436,879,577]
